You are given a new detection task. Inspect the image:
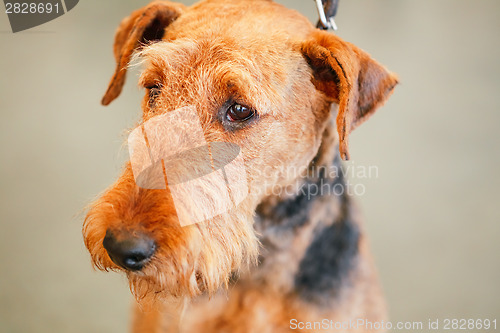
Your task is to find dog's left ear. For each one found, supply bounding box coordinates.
[301,30,398,160]
[101,1,185,106]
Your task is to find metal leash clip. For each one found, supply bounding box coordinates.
[314,0,338,31]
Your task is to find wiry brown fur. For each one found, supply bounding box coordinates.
[83,0,398,331]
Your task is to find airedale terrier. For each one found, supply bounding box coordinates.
[83,0,398,332]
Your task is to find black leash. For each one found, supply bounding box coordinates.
[314,0,339,31]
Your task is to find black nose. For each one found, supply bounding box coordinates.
[103,230,156,271]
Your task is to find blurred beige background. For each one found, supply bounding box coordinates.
[1,0,499,332]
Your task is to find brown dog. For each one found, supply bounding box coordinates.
[83,0,398,332]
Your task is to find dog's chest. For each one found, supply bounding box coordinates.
[179,286,305,333]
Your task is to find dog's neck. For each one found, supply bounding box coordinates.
[251,121,360,305]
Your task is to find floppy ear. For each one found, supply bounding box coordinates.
[101,1,185,106]
[301,30,398,160]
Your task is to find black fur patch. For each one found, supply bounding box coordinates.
[255,176,322,231]
[294,193,360,304]
[255,152,360,302]
[256,154,344,231]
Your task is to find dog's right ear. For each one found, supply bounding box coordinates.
[301,30,398,160]
[101,1,185,106]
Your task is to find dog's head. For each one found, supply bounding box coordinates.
[83,0,397,302]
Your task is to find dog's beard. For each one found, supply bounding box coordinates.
[121,210,259,303]
[83,160,260,303]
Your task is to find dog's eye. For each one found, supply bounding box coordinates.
[226,103,254,122]
[146,84,161,103]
